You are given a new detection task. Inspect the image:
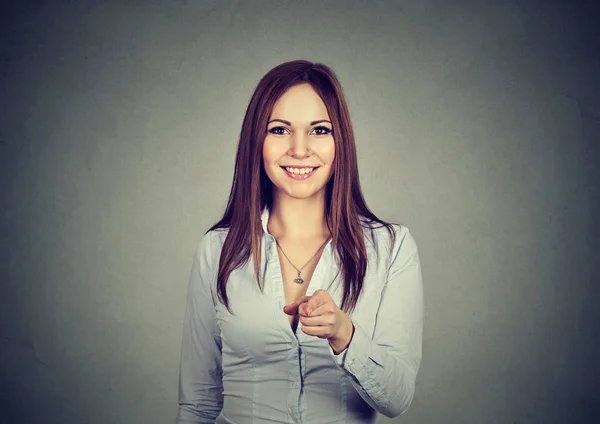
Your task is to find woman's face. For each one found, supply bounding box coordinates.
[262,83,335,201]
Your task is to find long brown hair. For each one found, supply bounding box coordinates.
[207,60,397,315]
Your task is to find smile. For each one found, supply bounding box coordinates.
[280,166,319,180]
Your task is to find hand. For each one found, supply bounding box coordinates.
[283,290,354,352]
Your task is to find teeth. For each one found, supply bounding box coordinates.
[285,167,314,174]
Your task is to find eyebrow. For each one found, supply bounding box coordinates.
[267,119,331,126]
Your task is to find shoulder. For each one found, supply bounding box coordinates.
[192,228,228,269]
[360,218,414,248]
[207,228,228,250]
[189,229,229,303]
[360,220,420,270]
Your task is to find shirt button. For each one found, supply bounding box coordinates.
[293,381,299,388]
[291,340,298,347]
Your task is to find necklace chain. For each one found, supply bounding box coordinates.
[268,223,331,284]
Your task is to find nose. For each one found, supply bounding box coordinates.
[289,132,310,158]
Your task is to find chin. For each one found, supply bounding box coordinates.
[280,182,328,199]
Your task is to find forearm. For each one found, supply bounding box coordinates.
[330,319,421,418]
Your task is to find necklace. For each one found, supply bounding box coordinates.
[268,223,331,284]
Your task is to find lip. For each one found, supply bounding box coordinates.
[280,166,319,180]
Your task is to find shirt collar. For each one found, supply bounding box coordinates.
[261,206,271,236]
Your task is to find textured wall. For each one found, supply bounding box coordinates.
[1,1,598,423]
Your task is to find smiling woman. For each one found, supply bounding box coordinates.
[176,60,424,424]
[263,84,335,189]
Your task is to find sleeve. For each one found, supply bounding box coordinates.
[329,227,424,418]
[175,232,224,423]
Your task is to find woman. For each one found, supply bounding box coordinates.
[176,60,423,424]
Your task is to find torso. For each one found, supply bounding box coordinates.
[274,237,330,333]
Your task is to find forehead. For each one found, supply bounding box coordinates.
[269,83,330,121]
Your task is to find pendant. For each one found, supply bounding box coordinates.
[294,272,304,284]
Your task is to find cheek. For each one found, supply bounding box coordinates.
[262,137,284,162]
[262,139,281,180]
[262,138,270,162]
[319,138,335,163]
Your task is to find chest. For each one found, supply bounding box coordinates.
[212,236,383,361]
[276,242,326,333]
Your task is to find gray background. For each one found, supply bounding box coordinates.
[1,1,599,423]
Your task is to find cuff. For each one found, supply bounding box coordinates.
[329,343,349,365]
[330,320,375,378]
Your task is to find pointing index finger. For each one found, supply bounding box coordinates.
[283,296,311,315]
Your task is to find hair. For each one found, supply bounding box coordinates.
[207,59,398,315]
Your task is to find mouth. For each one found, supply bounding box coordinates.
[280,166,320,180]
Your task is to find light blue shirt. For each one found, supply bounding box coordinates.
[176,207,423,424]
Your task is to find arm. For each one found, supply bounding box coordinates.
[329,228,424,418]
[176,232,224,424]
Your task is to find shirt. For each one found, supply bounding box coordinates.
[176,207,424,424]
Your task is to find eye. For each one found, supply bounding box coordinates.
[311,126,332,136]
[268,126,289,135]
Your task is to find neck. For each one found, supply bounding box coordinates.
[268,192,330,240]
